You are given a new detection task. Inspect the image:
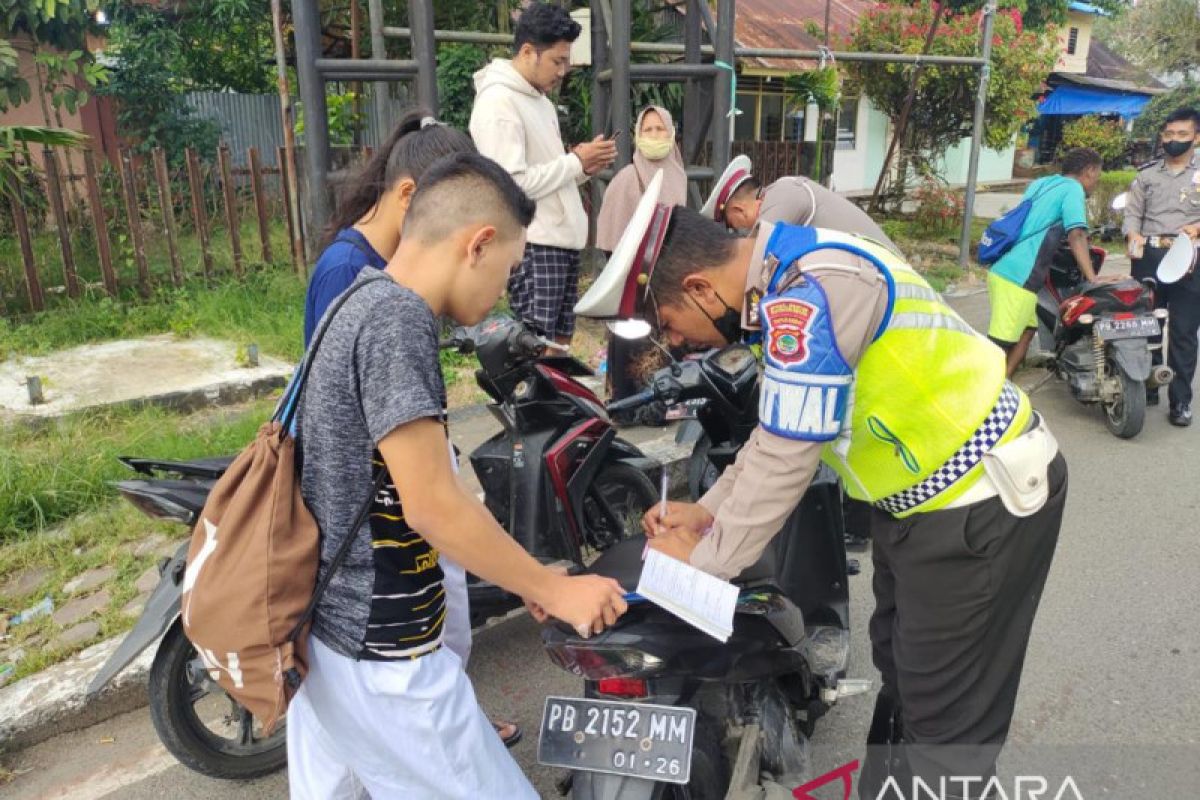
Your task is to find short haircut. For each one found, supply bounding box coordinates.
[1163,107,1200,130]
[402,153,536,244]
[648,206,740,308]
[1060,147,1103,176]
[729,175,763,204]
[514,3,581,53]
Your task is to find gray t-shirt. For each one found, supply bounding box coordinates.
[298,271,449,661]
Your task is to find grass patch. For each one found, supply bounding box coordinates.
[1,261,307,363]
[0,501,184,683]
[0,397,279,542]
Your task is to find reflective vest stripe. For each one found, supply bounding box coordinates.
[888,312,978,337]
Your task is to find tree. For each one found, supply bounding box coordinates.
[1096,0,1199,82]
[1133,82,1200,139]
[844,1,1058,205]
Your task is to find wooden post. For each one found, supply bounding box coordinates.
[278,145,300,270]
[218,145,244,276]
[247,147,273,264]
[185,148,214,282]
[8,175,45,311]
[82,150,118,297]
[118,150,152,297]
[42,149,80,299]
[152,147,184,287]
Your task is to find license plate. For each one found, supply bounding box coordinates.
[537,696,696,784]
[1095,315,1159,341]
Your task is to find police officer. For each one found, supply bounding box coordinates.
[1124,107,1200,425]
[701,155,897,249]
[575,181,1067,800]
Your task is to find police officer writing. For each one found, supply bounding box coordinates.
[700,155,897,250]
[575,181,1067,800]
[1124,107,1200,425]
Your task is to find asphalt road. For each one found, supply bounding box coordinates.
[5,377,1200,798]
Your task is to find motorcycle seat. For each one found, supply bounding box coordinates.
[586,535,777,591]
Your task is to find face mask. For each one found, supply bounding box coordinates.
[1163,140,1193,158]
[689,291,742,345]
[636,136,673,161]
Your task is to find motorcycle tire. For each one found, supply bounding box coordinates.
[687,434,721,501]
[1102,361,1146,439]
[581,462,659,551]
[665,717,728,800]
[148,621,288,779]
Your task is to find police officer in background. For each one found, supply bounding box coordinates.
[575,180,1067,799]
[1124,107,1200,425]
[701,155,898,250]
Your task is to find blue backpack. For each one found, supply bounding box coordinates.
[977,178,1063,265]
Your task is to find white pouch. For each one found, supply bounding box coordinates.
[980,414,1059,517]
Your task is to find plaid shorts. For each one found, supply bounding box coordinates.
[507,244,581,339]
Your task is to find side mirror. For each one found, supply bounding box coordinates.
[1111,192,1128,211]
[606,319,652,340]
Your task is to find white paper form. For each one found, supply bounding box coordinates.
[635,548,738,642]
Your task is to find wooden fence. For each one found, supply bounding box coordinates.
[0,143,311,316]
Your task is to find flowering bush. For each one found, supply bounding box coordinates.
[911,178,964,238]
[1059,116,1130,167]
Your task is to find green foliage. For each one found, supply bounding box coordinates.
[910,178,964,237]
[1133,82,1200,139]
[1090,168,1135,230]
[785,67,841,111]
[1096,0,1198,80]
[98,6,220,159]
[845,1,1058,189]
[0,37,31,111]
[33,47,106,115]
[295,91,365,147]
[437,43,489,130]
[172,0,276,94]
[1059,115,1129,166]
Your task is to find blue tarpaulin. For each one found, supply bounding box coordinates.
[1038,85,1151,118]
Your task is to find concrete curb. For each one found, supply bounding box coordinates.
[0,430,695,752]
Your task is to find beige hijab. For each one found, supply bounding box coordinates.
[595,106,689,252]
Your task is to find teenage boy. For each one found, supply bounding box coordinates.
[288,152,626,799]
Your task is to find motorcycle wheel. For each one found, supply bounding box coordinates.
[687,434,721,501]
[1102,361,1145,439]
[148,621,288,779]
[580,462,658,553]
[665,719,728,800]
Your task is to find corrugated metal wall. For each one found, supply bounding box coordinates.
[184,92,285,166]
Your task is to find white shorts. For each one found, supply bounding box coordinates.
[287,636,537,799]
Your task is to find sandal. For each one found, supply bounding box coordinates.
[492,718,523,749]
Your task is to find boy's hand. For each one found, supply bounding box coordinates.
[573,135,618,175]
[539,574,627,637]
[642,501,713,538]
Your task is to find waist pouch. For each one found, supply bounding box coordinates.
[980,412,1058,517]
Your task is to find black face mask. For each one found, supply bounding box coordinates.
[1163,140,1193,158]
[690,291,742,345]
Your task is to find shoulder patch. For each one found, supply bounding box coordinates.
[762,297,819,366]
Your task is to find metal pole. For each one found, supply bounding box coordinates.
[271,0,307,271]
[292,0,331,240]
[590,0,610,236]
[367,0,390,143]
[684,0,704,207]
[713,0,735,175]
[409,0,439,116]
[610,0,632,169]
[958,3,996,268]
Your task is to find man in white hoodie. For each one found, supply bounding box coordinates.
[470,2,616,345]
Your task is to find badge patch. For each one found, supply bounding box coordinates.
[763,298,818,365]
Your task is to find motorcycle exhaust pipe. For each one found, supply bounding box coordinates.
[1149,366,1175,389]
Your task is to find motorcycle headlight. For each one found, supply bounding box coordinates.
[545,643,664,680]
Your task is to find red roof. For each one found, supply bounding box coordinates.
[735,0,874,70]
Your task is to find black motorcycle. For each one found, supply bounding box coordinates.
[1034,241,1171,438]
[87,317,659,779]
[537,343,863,799]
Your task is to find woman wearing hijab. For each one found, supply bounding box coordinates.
[596,106,689,421]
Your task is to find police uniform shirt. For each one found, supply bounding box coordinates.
[758,176,899,252]
[689,222,890,579]
[1123,153,1200,237]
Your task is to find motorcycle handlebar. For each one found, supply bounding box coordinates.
[606,389,657,413]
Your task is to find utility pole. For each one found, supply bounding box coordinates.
[957,2,996,268]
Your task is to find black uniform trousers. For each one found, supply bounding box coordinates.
[1133,246,1200,408]
[858,454,1067,800]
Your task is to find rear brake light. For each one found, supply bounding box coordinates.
[1111,288,1145,307]
[1113,311,1134,320]
[1060,295,1096,326]
[598,678,648,698]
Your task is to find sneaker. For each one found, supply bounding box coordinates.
[1169,404,1192,427]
